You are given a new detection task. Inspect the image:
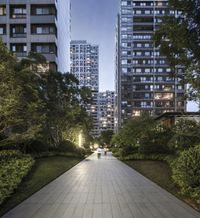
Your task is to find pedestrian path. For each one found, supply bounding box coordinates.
[2,153,200,218]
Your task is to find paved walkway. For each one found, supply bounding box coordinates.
[2,153,200,218]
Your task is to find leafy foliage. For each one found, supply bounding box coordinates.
[112,114,172,155]
[97,130,114,146]
[139,125,173,154]
[171,145,200,203]
[154,0,200,102]
[0,40,92,152]
[168,119,200,151]
[0,155,34,204]
[112,113,155,149]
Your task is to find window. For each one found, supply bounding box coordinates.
[0,5,6,16]
[31,5,56,16]
[166,68,171,73]
[121,60,127,65]
[32,43,57,54]
[10,25,26,37]
[122,68,127,73]
[135,10,141,14]
[121,1,127,6]
[10,5,26,18]
[178,85,183,90]
[145,69,150,73]
[32,25,56,35]
[145,93,150,99]
[136,52,142,56]
[10,43,27,56]
[0,27,3,35]
[0,25,6,35]
[136,68,141,73]
[145,10,151,14]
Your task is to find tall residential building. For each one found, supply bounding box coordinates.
[98,91,115,135]
[70,40,99,137]
[0,0,71,72]
[115,0,186,130]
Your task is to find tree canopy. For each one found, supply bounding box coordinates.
[154,0,200,101]
[0,40,92,151]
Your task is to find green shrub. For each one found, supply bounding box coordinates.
[0,150,22,159]
[25,140,49,153]
[51,140,86,157]
[118,152,175,163]
[169,119,200,152]
[0,156,35,204]
[139,126,172,154]
[171,145,200,203]
[119,145,137,157]
[55,140,77,153]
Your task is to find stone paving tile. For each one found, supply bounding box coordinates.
[2,153,200,218]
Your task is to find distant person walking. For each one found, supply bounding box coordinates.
[97,147,101,159]
[104,147,107,155]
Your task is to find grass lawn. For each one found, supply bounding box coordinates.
[0,156,82,216]
[125,160,200,211]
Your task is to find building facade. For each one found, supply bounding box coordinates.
[0,0,71,72]
[70,40,99,137]
[115,0,186,130]
[98,91,115,135]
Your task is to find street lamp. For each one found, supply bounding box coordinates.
[78,131,82,147]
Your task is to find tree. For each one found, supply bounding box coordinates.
[154,0,200,101]
[111,113,155,153]
[0,41,45,149]
[0,40,93,152]
[98,130,114,146]
[168,119,200,151]
[40,70,93,147]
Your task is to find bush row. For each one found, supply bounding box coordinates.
[0,150,22,159]
[0,156,35,204]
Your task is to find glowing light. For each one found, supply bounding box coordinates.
[78,132,82,147]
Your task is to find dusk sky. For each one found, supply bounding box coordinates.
[71,0,119,92]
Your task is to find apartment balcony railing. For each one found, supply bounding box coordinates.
[14,52,27,57]
[11,33,26,38]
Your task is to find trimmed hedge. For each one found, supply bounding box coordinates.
[0,155,35,204]
[117,152,175,163]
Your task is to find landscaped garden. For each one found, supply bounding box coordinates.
[111,115,200,211]
[0,153,82,216]
[0,40,93,216]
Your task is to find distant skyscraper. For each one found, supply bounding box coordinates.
[0,0,71,72]
[70,40,99,137]
[115,0,186,130]
[98,91,115,135]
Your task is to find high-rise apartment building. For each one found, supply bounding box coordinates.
[0,0,71,72]
[98,91,115,135]
[70,40,99,137]
[115,0,186,130]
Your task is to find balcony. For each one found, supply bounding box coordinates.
[30,34,56,43]
[30,15,55,24]
[10,43,27,57]
[30,0,55,3]
[10,5,27,21]
[14,52,27,57]
[0,16,6,24]
[11,33,26,38]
